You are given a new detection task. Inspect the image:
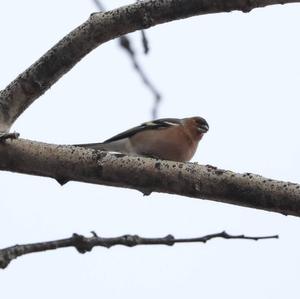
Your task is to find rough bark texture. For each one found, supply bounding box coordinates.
[0,0,299,130]
[1,138,299,217]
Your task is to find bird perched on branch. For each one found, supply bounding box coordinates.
[75,116,209,162]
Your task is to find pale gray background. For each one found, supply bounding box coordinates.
[1,1,300,298]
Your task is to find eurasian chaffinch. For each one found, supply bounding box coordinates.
[76,116,209,162]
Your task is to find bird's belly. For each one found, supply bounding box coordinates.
[135,138,197,162]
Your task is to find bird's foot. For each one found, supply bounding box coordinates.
[0,131,20,142]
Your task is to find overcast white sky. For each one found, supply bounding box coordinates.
[1,1,300,298]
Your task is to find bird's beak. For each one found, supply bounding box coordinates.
[197,124,209,133]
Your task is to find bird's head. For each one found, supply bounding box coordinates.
[193,116,209,133]
[183,116,209,141]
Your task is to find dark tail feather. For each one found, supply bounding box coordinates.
[74,139,128,153]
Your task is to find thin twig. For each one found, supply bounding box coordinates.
[118,36,161,118]
[92,0,161,119]
[0,231,278,269]
[92,0,104,11]
[141,30,149,54]
[137,0,150,54]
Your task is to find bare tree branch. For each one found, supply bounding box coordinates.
[0,138,299,216]
[0,231,278,269]
[0,0,298,131]
[92,0,160,118]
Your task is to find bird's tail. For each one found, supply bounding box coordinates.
[73,141,128,153]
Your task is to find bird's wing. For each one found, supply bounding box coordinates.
[103,118,182,143]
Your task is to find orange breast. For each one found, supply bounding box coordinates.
[131,126,199,162]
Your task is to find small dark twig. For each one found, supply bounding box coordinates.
[118,36,161,118]
[141,30,149,54]
[92,0,105,11]
[92,0,161,119]
[0,231,278,269]
[136,0,150,54]
[0,132,20,142]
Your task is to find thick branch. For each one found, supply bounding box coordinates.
[0,231,277,269]
[0,138,299,216]
[0,0,298,130]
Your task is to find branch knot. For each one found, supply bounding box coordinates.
[72,234,93,253]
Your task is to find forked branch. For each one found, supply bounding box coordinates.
[0,0,299,130]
